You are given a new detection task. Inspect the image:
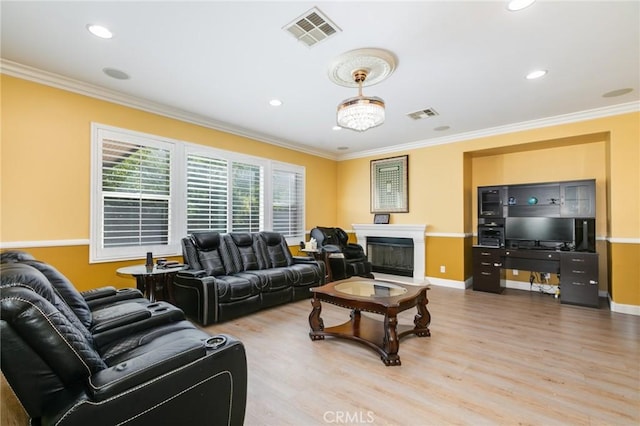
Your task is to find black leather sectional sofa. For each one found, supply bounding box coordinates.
[0,251,247,426]
[175,231,326,325]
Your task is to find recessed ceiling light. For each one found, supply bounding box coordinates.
[337,146,349,150]
[507,0,536,12]
[434,126,450,131]
[269,99,282,107]
[332,126,342,131]
[526,69,547,80]
[103,68,130,80]
[87,24,113,39]
[602,88,633,98]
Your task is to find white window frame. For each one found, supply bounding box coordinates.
[270,161,306,245]
[90,123,306,262]
[184,144,267,234]
[90,124,182,263]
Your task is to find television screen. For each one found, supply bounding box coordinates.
[505,217,574,243]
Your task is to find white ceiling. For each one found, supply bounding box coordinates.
[2,1,639,160]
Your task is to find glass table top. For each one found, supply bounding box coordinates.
[334,280,408,297]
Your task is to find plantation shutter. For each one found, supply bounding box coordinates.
[231,162,263,232]
[186,154,229,233]
[272,168,304,240]
[101,139,171,248]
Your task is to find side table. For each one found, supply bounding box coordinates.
[301,248,333,282]
[116,264,186,302]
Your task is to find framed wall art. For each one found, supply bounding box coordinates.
[370,155,408,213]
[373,213,390,224]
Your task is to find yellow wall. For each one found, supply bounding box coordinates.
[338,112,639,306]
[2,75,639,308]
[0,75,336,289]
[609,242,640,303]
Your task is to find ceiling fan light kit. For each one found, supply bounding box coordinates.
[329,48,396,132]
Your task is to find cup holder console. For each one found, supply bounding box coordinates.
[205,335,227,350]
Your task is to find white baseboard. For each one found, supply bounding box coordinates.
[425,277,467,290]
[609,297,640,316]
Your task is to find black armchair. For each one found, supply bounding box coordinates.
[310,226,374,280]
[0,257,247,425]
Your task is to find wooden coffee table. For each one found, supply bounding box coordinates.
[308,278,431,366]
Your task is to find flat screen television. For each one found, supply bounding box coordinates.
[505,217,574,247]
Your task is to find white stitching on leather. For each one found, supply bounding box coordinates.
[1,295,94,376]
[56,367,236,426]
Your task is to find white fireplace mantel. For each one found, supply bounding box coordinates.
[352,224,427,282]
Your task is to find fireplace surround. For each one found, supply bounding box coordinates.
[352,224,427,282]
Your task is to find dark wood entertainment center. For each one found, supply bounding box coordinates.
[473,179,599,308]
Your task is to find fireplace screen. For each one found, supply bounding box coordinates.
[367,237,414,277]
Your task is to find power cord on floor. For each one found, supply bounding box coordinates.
[529,271,556,296]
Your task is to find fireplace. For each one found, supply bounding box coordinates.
[352,224,427,282]
[367,237,414,277]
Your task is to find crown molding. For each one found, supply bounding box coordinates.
[0,59,338,161]
[338,101,640,161]
[3,59,638,163]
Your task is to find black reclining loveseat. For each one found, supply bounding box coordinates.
[0,251,247,426]
[175,231,326,325]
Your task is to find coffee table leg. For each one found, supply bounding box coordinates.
[414,292,431,336]
[382,313,401,366]
[309,296,325,340]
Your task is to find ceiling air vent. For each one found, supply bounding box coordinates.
[283,7,341,47]
[407,108,439,120]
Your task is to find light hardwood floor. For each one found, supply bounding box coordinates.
[204,284,639,426]
[2,284,638,425]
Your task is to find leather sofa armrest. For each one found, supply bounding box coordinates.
[84,288,144,309]
[176,269,208,278]
[173,272,219,325]
[50,334,247,425]
[92,302,185,349]
[81,286,118,301]
[89,337,206,401]
[321,244,342,254]
[90,302,152,334]
[292,256,316,263]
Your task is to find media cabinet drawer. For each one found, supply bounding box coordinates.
[505,249,560,261]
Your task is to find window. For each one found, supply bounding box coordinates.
[91,124,305,262]
[186,154,228,233]
[91,125,178,262]
[231,161,264,232]
[185,153,265,234]
[272,164,305,240]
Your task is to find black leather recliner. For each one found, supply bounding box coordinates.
[310,226,374,281]
[0,255,247,426]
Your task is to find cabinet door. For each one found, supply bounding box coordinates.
[478,186,504,218]
[561,180,595,217]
